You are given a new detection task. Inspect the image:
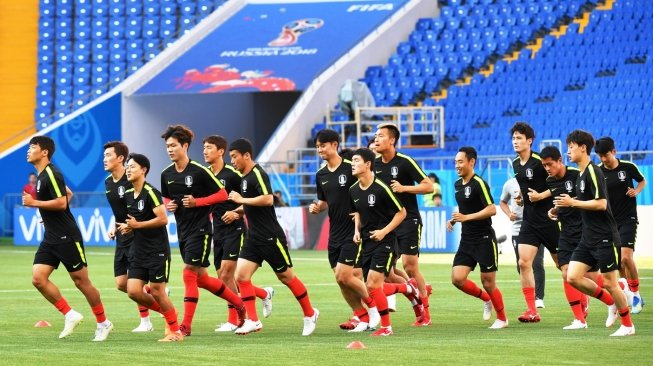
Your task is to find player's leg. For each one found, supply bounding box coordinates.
[533,244,546,307]
[234,247,264,334]
[480,271,508,329]
[517,242,540,317]
[367,261,393,336]
[150,263,183,342]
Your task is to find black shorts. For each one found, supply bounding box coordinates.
[328,240,360,268]
[213,225,245,270]
[518,220,559,254]
[355,239,394,280]
[34,239,87,273]
[453,234,498,273]
[395,218,422,256]
[570,238,620,273]
[114,245,131,277]
[239,236,293,273]
[179,233,212,267]
[129,253,171,283]
[557,234,581,267]
[617,220,638,250]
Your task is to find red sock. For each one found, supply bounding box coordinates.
[144,284,151,293]
[619,307,633,327]
[286,277,314,317]
[238,280,258,321]
[489,288,507,321]
[522,287,536,311]
[459,279,491,302]
[369,288,390,327]
[138,305,150,318]
[197,273,243,306]
[182,269,199,328]
[627,279,639,293]
[354,308,369,323]
[53,298,71,316]
[364,296,377,309]
[91,304,107,323]
[595,275,604,288]
[163,308,179,332]
[592,286,615,306]
[382,283,405,296]
[421,295,431,320]
[227,304,238,325]
[564,281,585,321]
[148,300,161,313]
[254,286,268,299]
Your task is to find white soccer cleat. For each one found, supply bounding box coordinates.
[632,292,643,314]
[386,294,397,312]
[610,324,635,337]
[302,308,319,336]
[483,301,492,321]
[215,322,239,332]
[234,319,263,335]
[489,319,508,329]
[348,321,369,333]
[563,319,588,330]
[132,318,154,333]
[605,304,618,328]
[367,306,381,329]
[59,310,84,339]
[535,299,545,309]
[262,287,275,318]
[92,320,113,341]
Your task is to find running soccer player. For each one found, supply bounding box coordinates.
[119,153,183,342]
[373,123,433,325]
[554,130,634,337]
[24,136,112,341]
[595,137,647,313]
[103,141,153,332]
[447,147,508,329]
[308,129,380,332]
[510,122,559,323]
[160,125,245,336]
[350,148,407,336]
[228,138,319,335]
[202,135,274,332]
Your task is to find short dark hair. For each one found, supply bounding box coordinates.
[510,121,535,140]
[314,129,340,145]
[127,153,151,176]
[103,141,129,161]
[28,172,37,177]
[203,135,228,151]
[594,136,616,155]
[339,148,354,160]
[29,136,55,159]
[458,146,478,163]
[161,124,194,146]
[367,139,375,149]
[229,138,253,156]
[540,145,562,161]
[352,148,376,170]
[428,172,440,183]
[566,130,594,156]
[378,123,400,147]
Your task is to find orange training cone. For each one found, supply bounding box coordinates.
[346,341,366,349]
[34,320,52,327]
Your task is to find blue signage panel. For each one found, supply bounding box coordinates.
[419,207,461,253]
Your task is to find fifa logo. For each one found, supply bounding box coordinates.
[580,180,586,193]
[618,171,626,181]
[118,186,125,198]
[368,194,376,206]
[464,186,472,198]
[242,180,247,193]
[526,168,534,179]
[565,181,573,192]
[338,174,347,186]
[391,166,399,178]
[137,200,144,211]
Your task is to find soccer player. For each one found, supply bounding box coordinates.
[202,135,274,332]
[373,123,433,325]
[499,177,547,309]
[308,129,380,332]
[447,147,508,329]
[118,153,183,342]
[228,138,319,335]
[160,125,245,336]
[554,130,634,336]
[595,137,647,313]
[24,136,113,341]
[350,147,407,336]
[103,141,154,332]
[510,122,559,322]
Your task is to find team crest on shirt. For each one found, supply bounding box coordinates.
[579,180,586,193]
[464,186,472,198]
[368,194,376,206]
[118,186,125,198]
[220,179,226,186]
[184,175,193,187]
[242,179,248,192]
[36,180,41,192]
[391,166,399,178]
[618,171,626,181]
[565,181,573,192]
[338,174,347,186]
[526,168,534,179]
[137,199,145,211]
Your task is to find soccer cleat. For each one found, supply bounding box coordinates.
[235,319,263,335]
[483,301,493,321]
[407,278,422,305]
[489,319,509,329]
[563,319,588,330]
[610,324,635,337]
[179,324,191,336]
[92,320,113,342]
[370,326,393,336]
[262,287,275,318]
[367,308,380,329]
[412,317,432,327]
[517,309,541,323]
[348,321,369,333]
[302,308,319,336]
[386,294,396,312]
[535,298,545,309]
[59,310,84,339]
[215,322,239,332]
[235,304,247,327]
[605,304,618,328]
[339,317,359,330]
[158,330,184,342]
[412,304,425,321]
[132,320,154,333]
[632,293,643,314]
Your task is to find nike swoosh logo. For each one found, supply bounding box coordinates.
[375,171,382,174]
[410,245,417,249]
[486,265,493,270]
[192,258,200,262]
[105,190,110,194]
[321,181,328,185]
[375,264,384,268]
[354,199,360,202]
[455,190,461,193]
[345,259,353,263]
[607,263,615,268]
[167,180,175,184]
[126,205,131,208]
[276,266,285,271]
[72,262,82,268]
[229,253,237,258]
[156,275,165,280]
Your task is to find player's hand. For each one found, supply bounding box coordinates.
[547,207,558,221]
[390,180,404,193]
[108,226,116,240]
[22,192,35,207]
[182,195,196,208]
[369,229,387,241]
[509,211,518,221]
[116,222,131,235]
[125,214,140,229]
[166,200,178,213]
[221,210,240,224]
[451,212,466,223]
[349,213,356,222]
[553,193,573,208]
[446,219,454,232]
[353,231,361,245]
[228,191,243,204]
[308,201,320,214]
[626,187,638,198]
[527,188,540,202]
[514,191,523,206]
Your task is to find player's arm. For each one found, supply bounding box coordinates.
[309,199,327,214]
[627,177,646,197]
[373,207,407,240]
[453,203,496,222]
[229,192,273,207]
[554,194,607,211]
[527,187,551,202]
[125,204,168,230]
[392,176,433,194]
[185,167,228,207]
[66,186,73,201]
[22,194,67,211]
[352,212,361,244]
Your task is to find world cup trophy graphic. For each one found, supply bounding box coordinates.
[268,18,324,47]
